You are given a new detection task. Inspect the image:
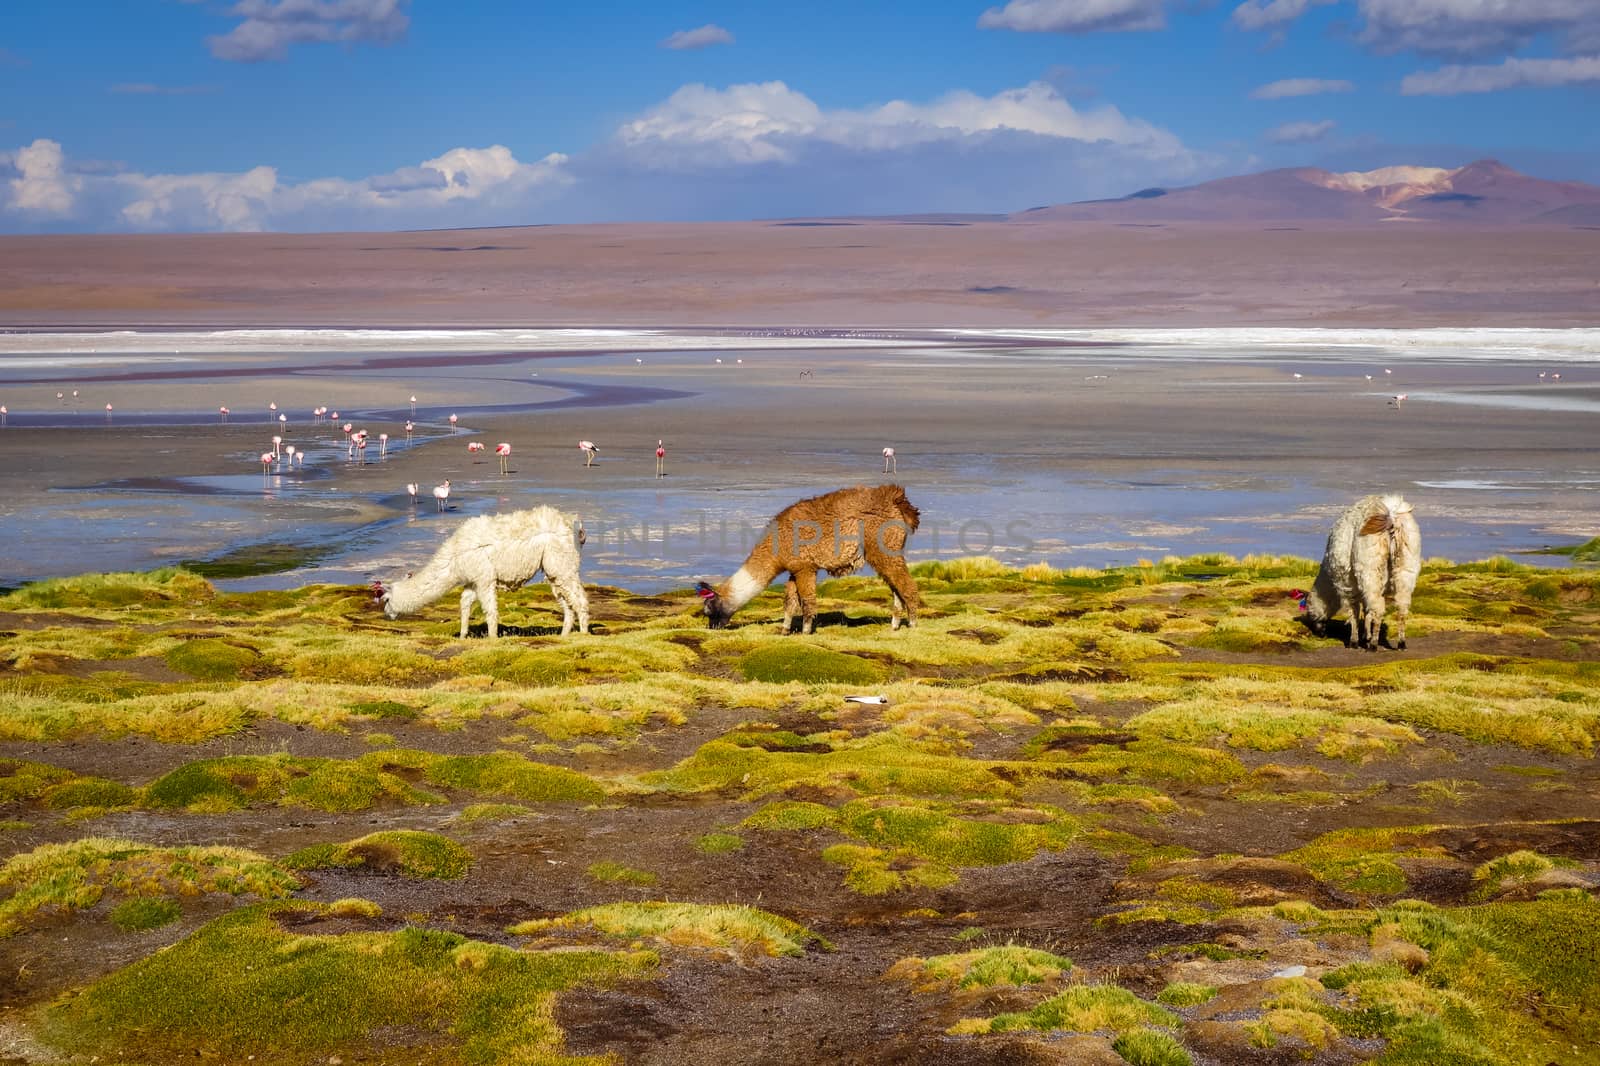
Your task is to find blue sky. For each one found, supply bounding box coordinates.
[3,0,1598,232]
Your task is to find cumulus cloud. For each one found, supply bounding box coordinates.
[1266,118,1336,143]
[1250,77,1355,98]
[8,139,77,215]
[615,80,1191,168]
[978,0,1166,34]
[0,138,569,232]
[207,0,410,62]
[1356,0,1600,59]
[1231,0,1336,32]
[1401,54,1600,94]
[661,24,735,50]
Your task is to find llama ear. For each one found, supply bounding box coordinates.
[575,521,587,547]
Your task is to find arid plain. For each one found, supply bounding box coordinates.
[3,220,1598,329]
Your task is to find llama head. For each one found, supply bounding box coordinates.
[371,580,392,614]
[574,519,587,548]
[697,581,732,629]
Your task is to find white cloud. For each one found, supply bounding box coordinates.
[1251,77,1355,98]
[8,139,77,215]
[616,80,1191,168]
[1,139,569,232]
[1401,54,1600,94]
[1232,0,1336,32]
[207,0,410,62]
[977,0,1166,34]
[661,24,735,50]
[1356,0,1600,59]
[1266,118,1336,143]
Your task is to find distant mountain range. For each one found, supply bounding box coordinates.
[1018,160,1600,225]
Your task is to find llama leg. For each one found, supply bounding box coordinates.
[782,576,800,634]
[1363,591,1386,651]
[459,588,476,639]
[478,583,499,639]
[794,570,819,634]
[873,554,920,630]
[1392,569,1418,651]
[550,575,589,635]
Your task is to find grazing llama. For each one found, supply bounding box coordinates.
[698,485,921,633]
[1296,494,1421,650]
[373,506,590,638]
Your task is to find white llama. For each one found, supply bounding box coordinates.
[1298,494,1421,650]
[373,506,590,638]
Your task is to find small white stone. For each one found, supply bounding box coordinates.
[1272,964,1308,979]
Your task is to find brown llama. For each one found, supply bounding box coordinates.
[698,485,922,633]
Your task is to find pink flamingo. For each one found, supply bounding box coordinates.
[56,392,64,404]
[219,406,230,422]
[271,434,282,458]
[882,447,896,473]
[296,449,305,468]
[579,440,598,467]
[260,452,274,476]
[406,482,419,506]
[410,395,417,415]
[268,402,277,422]
[284,445,296,468]
[405,420,414,441]
[378,432,389,458]
[448,413,459,428]
[330,410,340,421]
[1390,393,1408,409]
[278,412,287,429]
[1,405,8,427]
[467,441,486,461]
[104,403,113,422]
[1552,372,1562,381]
[496,442,511,474]
[433,480,451,511]
[656,440,666,478]
[352,430,368,464]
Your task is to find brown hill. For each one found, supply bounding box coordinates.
[1017,160,1600,225]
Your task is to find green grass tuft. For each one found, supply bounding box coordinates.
[897,944,1072,989]
[586,861,658,886]
[1112,1028,1193,1066]
[40,901,652,1063]
[0,837,298,937]
[511,901,828,957]
[108,896,183,932]
[974,983,1179,1035]
[285,830,472,880]
[739,644,886,685]
[694,832,745,854]
[163,638,264,680]
[1155,982,1218,1007]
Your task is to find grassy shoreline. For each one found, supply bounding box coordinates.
[2,554,1597,1064]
